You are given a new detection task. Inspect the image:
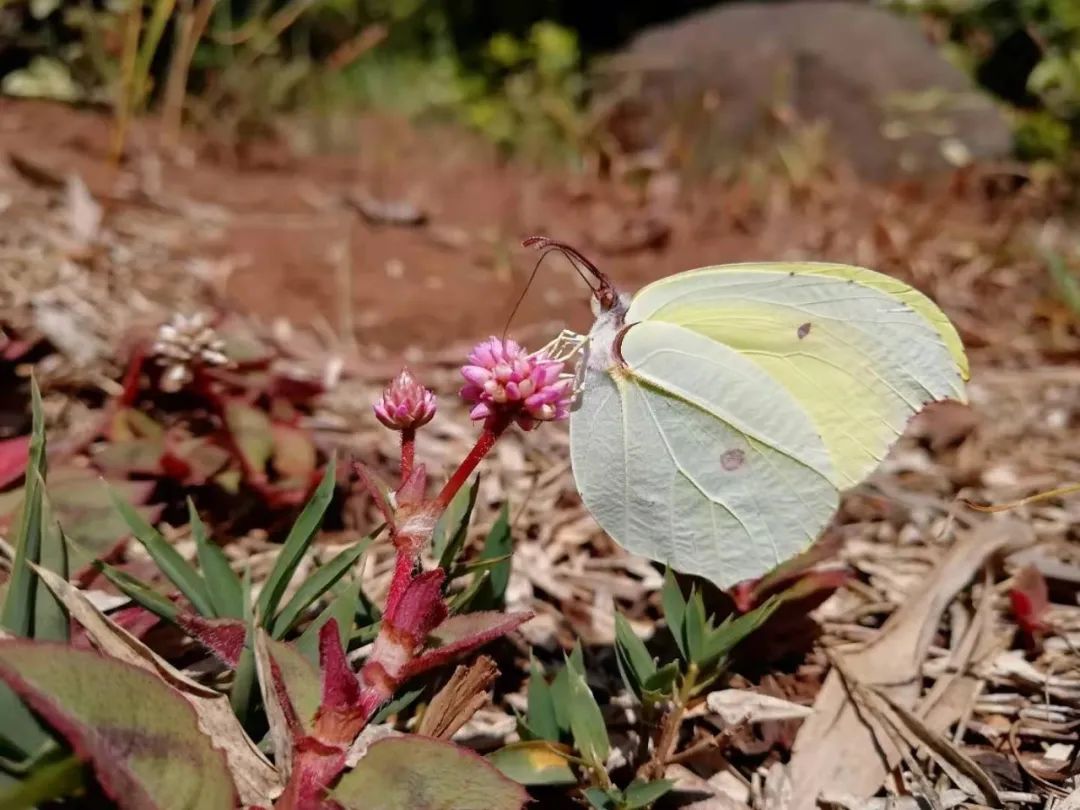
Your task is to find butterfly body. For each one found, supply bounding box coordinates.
[562,255,967,589]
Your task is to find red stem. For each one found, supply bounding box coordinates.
[399,427,415,485]
[433,414,510,510]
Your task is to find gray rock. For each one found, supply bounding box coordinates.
[598,0,1013,178]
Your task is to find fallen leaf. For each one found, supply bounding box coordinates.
[705,690,813,726]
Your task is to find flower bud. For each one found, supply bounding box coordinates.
[373,368,437,431]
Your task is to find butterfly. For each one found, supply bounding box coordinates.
[524,237,969,589]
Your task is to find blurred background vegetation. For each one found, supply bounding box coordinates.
[0,0,1079,166]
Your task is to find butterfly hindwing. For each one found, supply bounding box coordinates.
[571,320,838,588]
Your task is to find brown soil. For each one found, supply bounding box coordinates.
[0,98,1071,368]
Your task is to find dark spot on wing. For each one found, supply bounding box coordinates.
[721,449,745,471]
[797,322,812,339]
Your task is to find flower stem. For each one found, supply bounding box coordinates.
[399,427,416,486]
[433,413,510,510]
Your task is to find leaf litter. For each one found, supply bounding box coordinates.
[1,103,1079,807]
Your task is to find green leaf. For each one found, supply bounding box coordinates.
[623,779,675,809]
[295,582,360,666]
[434,475,480,569]
[469,504,513,610]
[265,638,320,731]
[524,656,560,742]
[107,487,215,617]
[699,596,781,669]
[683,588,708,665]
[0,641,236,810]
[549,661,574,737]
[94,563,179,623]
[641,661,680,699]
[614,612,655,700]
[661,568,687,660]
[371,686,424,724]
[190,500,243,620]
[1,377,47,637]
[487,740,576,786]
[0,753,84,810]
[93,438,165,476]
[31,485,68,644]
[270,535,371,639]
[255,457,336,624]
[565,645,609,766]
[583,787,619,809]
[332,736,526,810]
[224,400,274,479]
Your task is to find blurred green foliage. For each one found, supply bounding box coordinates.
[888,0,1080,161]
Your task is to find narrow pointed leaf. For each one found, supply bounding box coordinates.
[469,503,512,610]
[271,536,370,639]
[95,564,179,623]
[32,484,68,643]
[189,500,243,619]
[661,569,687,660]
[434,475,479,568]
[700,596,781,666]
[371,686,425,724]
[623,778,676,809]
[296,582,360,666]
[255,457,336,623]
[614,612,654,700]
[107,488,214,617]
[332,736,527,810]
[684,589,708,664]
[1,377,46,637]
[565,648,609,766]
[0,641,236,810]
[524,656,560,742]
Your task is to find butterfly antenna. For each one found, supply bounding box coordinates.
[521,236,617,311]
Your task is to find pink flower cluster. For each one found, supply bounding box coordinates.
[460,337,573,431]
[373,368,437,431]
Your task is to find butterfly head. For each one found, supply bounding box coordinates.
[521,236,621,314]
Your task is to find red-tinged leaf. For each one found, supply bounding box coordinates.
[384,569,447,645]
[0,641,237,810]
[32,566,280,806]
[72,605,161,651]
[0,469,162,575]
[93,438,166,476]
[332,735,527,810]
[224,400,273,484]
[271,424,317,489]
[352,460,396,529]
[161,437,230,485]
[0,434,31,489]
[404,611,532,680]
[1011,565,1051,635]
[109,409,165,442]
[176,613,246,668]
[266,638,321,733]
[275,736,347,810]
[2,337,37,361]
[270,372,325,405]
[313,621,362,745]
[253,629,305,776]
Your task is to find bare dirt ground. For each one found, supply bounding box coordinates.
[2,98,1079,807]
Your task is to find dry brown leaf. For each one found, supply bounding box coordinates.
[253,626,295,779]
[32,565,281,805]
[784,519,1023,809]
[705,690,813,727]
[417,655,497,740]
[664,764,751,810]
